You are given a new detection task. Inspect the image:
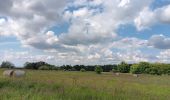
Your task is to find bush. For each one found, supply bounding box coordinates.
[80,68,86,72]
[149,68,159,75]
[138,62,150,73]
[111,68,118,73]
[38,66,50,70]
[167,70,170,75]
[130,64,140,74]
[24,61,47,69]
[148,64,162,75]
[117,62,130,73]
[95,66,103,74]
[51,67,59,70]
[0,61,15,68]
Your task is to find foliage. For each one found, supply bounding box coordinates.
[147,63,163,75]
[117,61,130,73]
[39,65,51,70]
[24,61,46,69]
[0,70,170,100]
[130,62,170,75]
[138,62,150,73]
[0,61,15,68]
[130,64,140,74]
[95,66,103,74]
[24,61,57,70]
[112,68,118,73]
[80,68,86,72]
[1,60,170,76]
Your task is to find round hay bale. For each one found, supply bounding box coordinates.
[3,70,14,77]
[13,70,26,77]
[3,70,26,77]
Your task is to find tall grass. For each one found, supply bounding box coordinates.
[0,69,170,100]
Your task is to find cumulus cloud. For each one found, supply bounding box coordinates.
[0,50,58,66]
[0,0,152,48]
[156,49,170,63]
[148,34,170,49]
[0,0,67,37]
[1,0,170,65]
[112,37,148,49]
[134,4,170,30]
[118,0,130,8]
[134,7,156,30]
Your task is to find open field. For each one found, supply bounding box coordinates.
[0,69,170,100]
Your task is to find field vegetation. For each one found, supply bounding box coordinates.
[0,61,170,100]
[0,69,170,100]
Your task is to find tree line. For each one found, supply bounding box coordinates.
[0,61,170,75]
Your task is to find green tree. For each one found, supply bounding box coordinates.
[130,64,140,74]
[117,61,130,73]
[95,66,103,74]
[80,68,86,72]
[149,63,162,75]
[138,62,150,73]
[0,61,15,68]
[112,68,118,73]
[38,65,50,70]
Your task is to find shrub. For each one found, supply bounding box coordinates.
[149,68,159,75]
[148,65,162,75]
[71,68,76,71]
[130,64,140,74]
[38,66,50,70]
[167,70,170,75]
[51,67,59,70]
[111,68,118,73]
[95,66,103,74]
[0,61,15,68]
[117,62,130,73]
[80,68,86,72]
[138,62,150,73]
[24,61,47,69]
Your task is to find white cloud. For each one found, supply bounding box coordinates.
[1,0,170,65]
[157,5,170,23]
[148,34,170,49]
[134,7,156,30]
[118,0,130,8]
[0,0,152,48]
[73,8,89,18]
[156,49,170,63]
[0,18,6,25]
[134,4,170,30]
[112,37,148,49]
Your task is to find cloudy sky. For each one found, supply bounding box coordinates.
[0,0,170,66]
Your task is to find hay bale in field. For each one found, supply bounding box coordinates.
[13,70,26,77]
[3,70,25,77]
[133,74,139,77]
[3,70,14,77]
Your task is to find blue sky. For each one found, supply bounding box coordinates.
[0,0,170,66]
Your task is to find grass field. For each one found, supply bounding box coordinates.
[0,69,170,100]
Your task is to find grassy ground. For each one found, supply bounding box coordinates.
[0,69,170,100]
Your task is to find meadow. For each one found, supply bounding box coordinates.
[0,69,170,100]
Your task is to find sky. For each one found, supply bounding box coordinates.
[0,0,170,66]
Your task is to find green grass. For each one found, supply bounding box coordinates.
[0,69,170,100]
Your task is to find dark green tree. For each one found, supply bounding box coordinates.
[138,62,150,73]
[130,64,140,74]
[117,61,130,73]
[0,61,15,68]
[95,66,103,74]
[80,68,86,72]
